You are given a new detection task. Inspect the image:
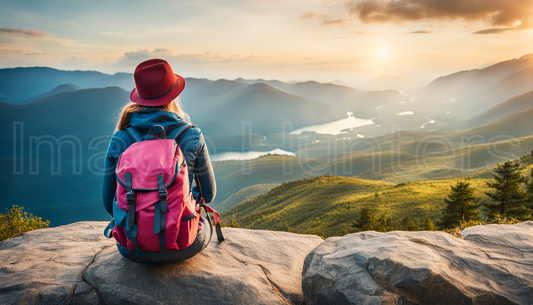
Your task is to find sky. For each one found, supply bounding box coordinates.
[1,0,533,86]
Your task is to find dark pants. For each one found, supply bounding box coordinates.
[117,218,212,262]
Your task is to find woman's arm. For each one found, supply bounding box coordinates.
[102,137,119,217]
[194,133,216,203]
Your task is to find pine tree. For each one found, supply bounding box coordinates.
[374,214,388,232]
[401,215,420,231]
[385,216,399,231]
[440,179,479,229]
[485,161,530,219]
[423,218,434,231]
[525,168,533,214]
[352,208,378,232]
[228,219,240,228]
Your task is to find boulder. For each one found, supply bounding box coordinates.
[0,221,323,305]
[302,221,533,305]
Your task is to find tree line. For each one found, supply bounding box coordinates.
[353,160,532,232]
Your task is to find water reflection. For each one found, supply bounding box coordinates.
[290,112,374,135]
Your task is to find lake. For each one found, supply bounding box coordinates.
[290,112,374,135]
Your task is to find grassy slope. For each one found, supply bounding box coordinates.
[218,183,280,212]
[211,155,326,209]
[221,175,491,238]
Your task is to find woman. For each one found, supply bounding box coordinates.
[102,58,216,262]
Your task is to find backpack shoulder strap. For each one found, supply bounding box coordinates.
[169,122,197,141]
[125,127,138,142]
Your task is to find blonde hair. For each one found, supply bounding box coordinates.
[115,97,190,132]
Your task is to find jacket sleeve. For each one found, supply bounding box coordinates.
[193,132,217,203]
[102,136,119,217]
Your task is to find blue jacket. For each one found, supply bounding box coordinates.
[102,108,216,216]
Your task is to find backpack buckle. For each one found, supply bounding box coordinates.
[127,190,136,203]
[159,190,167,201]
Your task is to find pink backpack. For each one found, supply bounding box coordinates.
[104,124,224,262]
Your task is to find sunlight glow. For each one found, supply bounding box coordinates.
[378,46,390,57]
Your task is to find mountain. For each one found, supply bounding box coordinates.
[261,81,404,118]
[213,106,533,210]
[0,68,342,136]
[0,81,339,223]
[185,82,343,135]
[474,66,533,111]
[0,86,129,155]
[291,106,533,183]
[17,84,80,104]
[221,175,491,237]
[231,78,405,118]
[454,106,533,140]
[0,67,134,103]
[448,90,533,130]
[0,87,131,225]
[421,54,533,102]
[182,78,248,103]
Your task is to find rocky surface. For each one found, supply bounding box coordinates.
[3,221,533,305]
[302,221,533,305]
[0,221,323,305]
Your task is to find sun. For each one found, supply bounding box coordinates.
[378,46,389,57]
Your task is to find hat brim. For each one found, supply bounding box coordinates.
[130,74,186,107]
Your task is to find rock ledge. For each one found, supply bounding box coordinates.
[0,221,323,305]
[302,222,533,305]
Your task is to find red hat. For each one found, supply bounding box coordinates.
[130,59,185,107]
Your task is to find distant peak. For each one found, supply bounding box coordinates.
[54,83,80,90]
[249,82,271,88]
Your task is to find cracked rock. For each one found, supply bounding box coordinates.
[0,222,323,305]
[71,281,101,305]
[0,222,114,305]
[302,221,533,305]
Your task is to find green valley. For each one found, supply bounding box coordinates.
[221,175,494,238]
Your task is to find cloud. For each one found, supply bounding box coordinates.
[322,19,346,25]
[302,12,348,25]
[301,12,333,20]
[0,28,46,37]
[110,49,267,70]
[409,30,430,34]
[348,0,533,30]
[24,51,48,56]
[0,49,23,54]
[301,12,319,20]
[473,28,514,34]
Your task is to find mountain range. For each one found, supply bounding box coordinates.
[446,90,533,130]
[0,67,134,103]
[419,54,533,116]
[2,52,533,227]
